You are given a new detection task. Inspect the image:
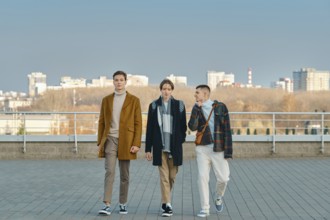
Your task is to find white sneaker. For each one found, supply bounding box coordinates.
[197,209,210,218]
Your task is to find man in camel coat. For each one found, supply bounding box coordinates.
[97,70,142,216]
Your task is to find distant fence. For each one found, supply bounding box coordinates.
[0,111,329,153]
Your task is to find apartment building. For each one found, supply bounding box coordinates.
[293,68,330,92]
[207,71,235,90]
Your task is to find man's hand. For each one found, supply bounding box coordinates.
[145,152,152,161]
[130,146,140,154]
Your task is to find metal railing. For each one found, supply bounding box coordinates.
[0,112,329,153]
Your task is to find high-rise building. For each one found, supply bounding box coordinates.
[271,77,293,92]
[166,74,187,86]
[207,71,235,90]
[27,72,47,97]
[293,68,330,92]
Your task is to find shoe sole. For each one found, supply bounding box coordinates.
[119,212,128,215]
[98,211,111,216]
[197,214,209,218]
[162,213,173,217]
[197,213,210,218]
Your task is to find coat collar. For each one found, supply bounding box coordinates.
[155,96,174,106]
[122,92,132,109]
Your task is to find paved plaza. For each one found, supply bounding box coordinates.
[0,158,329,220]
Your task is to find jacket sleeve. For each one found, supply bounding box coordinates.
[132,98,142,147]
[222,103,233,159]
[188,104,201,131]
[145,103,154,152]
[97,98,105,146]
[179,101,187,143]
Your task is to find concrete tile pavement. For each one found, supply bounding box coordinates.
[0,158,329,220]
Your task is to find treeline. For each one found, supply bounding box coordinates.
[27,86,330,113]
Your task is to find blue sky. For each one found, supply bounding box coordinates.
[1,0,329,93]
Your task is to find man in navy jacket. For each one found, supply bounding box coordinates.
[145,79,187,217]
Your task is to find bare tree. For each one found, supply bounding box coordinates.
[30,86,330,113]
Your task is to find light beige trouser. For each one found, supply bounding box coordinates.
[196,146,230,211]
[158,152,178,204]
[103,136,130,204]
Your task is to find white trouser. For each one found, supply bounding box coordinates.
[196,146,230,210]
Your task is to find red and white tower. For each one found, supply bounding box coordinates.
[248,67,252,86]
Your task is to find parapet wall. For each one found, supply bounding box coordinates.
[0,141,329,159]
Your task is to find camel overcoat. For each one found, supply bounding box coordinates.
[97,92,142,160]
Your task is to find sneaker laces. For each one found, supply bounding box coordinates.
[216,198,223,205]
[103,205,110,209]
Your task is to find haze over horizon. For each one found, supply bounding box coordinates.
[1,0,329,93]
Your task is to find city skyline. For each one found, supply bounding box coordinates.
[24,68,330,96]
[1,0,329,93]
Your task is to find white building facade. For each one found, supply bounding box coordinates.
[27,72,47,97]
[207,71,235,90]
[166,74,187,86]
[127,74,148,87]
[87,76,113,88]
[293,68,330,92]
[60,76,87,88]
[271,78,293,92]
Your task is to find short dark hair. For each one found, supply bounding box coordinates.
[113,70,127,80]
[159,79,174,90]
[196,84,210,93]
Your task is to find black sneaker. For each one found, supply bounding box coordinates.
[119,204,128,214]
[161,203,166,211]
[98,205,111,215]
[162,205,173,217]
